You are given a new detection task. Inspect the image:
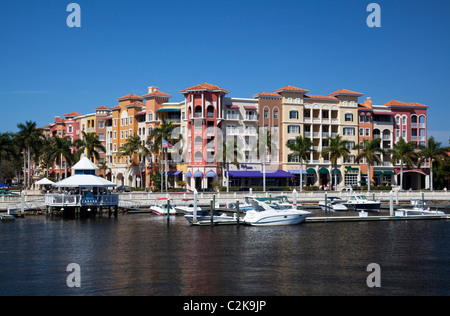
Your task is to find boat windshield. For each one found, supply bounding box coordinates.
[356,195,368,200]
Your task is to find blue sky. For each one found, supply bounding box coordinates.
[0,0,449,145]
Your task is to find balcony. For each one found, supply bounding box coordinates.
[245,115,258,121]
[226,114,240,120]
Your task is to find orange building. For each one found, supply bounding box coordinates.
[110,94,145,186]
[358,98,374,185]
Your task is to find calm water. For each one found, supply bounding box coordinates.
[0,212,449,296]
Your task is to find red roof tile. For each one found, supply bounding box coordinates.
[94,105,110,110]
[384,100,428,108]
[180,83,229,94]
[273,85,309,93]
[117,94,143,101]
[142,90,172,98]
[329,89,363,96]
[63,112,82,117]
[304,94,339,100]
[253,92,282,98]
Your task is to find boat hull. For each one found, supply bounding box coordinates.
[243,212,310,226]
[343,203,380,211]
[150,208,177,216]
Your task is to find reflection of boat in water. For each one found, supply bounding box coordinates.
[342,195,380,211]
[242,198,311,226]
[396,200,445,216]
[150,198,177,215]
[318,197,348,211]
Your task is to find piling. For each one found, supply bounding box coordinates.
[236,200,240,226]
[210,200,214,226]
[167,199,170,226]
[389,191,394,216]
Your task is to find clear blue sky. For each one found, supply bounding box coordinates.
[0,0,449,144]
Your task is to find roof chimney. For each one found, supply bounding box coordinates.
[148,86,158,94]
[364,97,372,107]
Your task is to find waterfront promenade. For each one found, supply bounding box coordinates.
[1,189,449,213]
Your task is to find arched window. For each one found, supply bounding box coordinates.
[207,106,215,118]
[195,151,202,162]
[195,136,202,146]
[195,106,202,118]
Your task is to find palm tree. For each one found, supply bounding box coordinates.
[418,136,449,191]
[216,139,242,192]
[0,132,15,183]
[50,135,74,181]
[286,136,314,192]
[38,137,55,178]
[118,135,146,187]
[16,121,44,187]
[388,137,418,190]
[255,129,277,192]
[148,118,179,192]
[321,135,350,191]
[355,138,385,192]
[74,131,106,162]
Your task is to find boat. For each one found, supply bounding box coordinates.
[185,210,237,224]
[342,194,381,211]
[150,198,177,216]
[318,197,348,211]
[396,200,445,216]
[174,198,203,214]
[242,198,311,226]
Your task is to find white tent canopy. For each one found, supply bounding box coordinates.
[35,178,55,185]
[53,174,116,188]
[72,157,99,170]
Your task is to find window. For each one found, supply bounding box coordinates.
[360,128,364,136]
[343,127,355,135]
[195,136,202,146]
[350,101,355,107]
[345,113,353,122]
[264,110,268,118]
[365,128,370,137]
[365,115,370,123]
[274,110,278,119]
[67,125,73,133]
[343,101,348,106]
[402,130,406,138]
[345,174,358,186]
[113,131,117,139]
[148,113,153,121]
[288,97,293,103]
[288,125,300,134]
[396,116,400,126]
[295,98,301,104]
[98,133,104,141]
[113,119,117,127]
[113,144,117,152]
[129,117,133,125]
[288,155,300,162]
[360,115,365,123]
[195,151,202,162]
[396,129,400,138]
[402,116,407,125]
[98,121,104,129]
[121,131,124,139]
[289,110,298,119]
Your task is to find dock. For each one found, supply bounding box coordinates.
[306,214,450,223]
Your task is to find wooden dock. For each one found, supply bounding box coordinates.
[305,214,450,223]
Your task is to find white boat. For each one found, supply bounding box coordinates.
[242,198,311,226]
[150,198,177,216]
[396,200,444,216]
[174,198,203,214]
[185,210,237,224]
[318,197,348,211]
[342,194,381,211]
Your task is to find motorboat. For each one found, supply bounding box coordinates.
[150,198,177,216]
[342,194,381,211]
[174,198,203,214]
[242,198,311,226]
[318,197,348,212]
[184,209,236,224]
[396,200,444,216]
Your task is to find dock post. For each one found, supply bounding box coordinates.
[236,200,240,226]
[193,189,198,223]
[389,191,394,216]
[210,200,214,226]
[114,205,118,218]
[395,188,399,205]
[167,199,170,226]
[325,193,327,212]
[422,192,425,207]
[21,191,25,215]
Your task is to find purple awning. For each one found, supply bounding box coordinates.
[227,171,294,178]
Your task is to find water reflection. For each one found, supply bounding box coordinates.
[0,214,449,296]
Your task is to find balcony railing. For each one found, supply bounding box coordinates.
[45,194,119,207]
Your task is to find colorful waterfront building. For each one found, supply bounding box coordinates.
[384,100,430,189]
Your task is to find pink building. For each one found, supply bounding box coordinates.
[384,100,429,189]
